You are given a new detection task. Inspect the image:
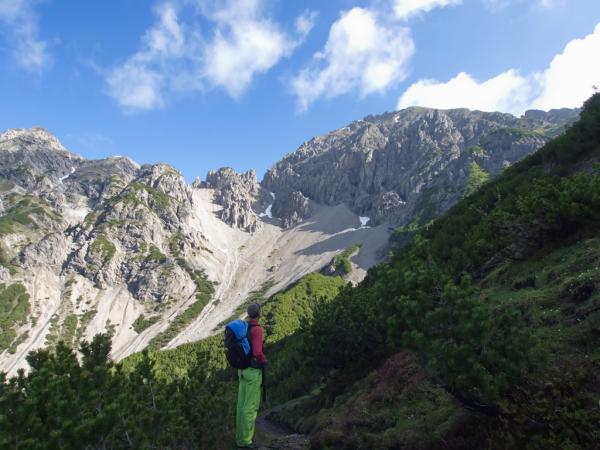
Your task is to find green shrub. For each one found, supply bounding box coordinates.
[120,182,172,210]
[467,144,486,156]
[7,332,28,354]
[463,161,490,197]
[331,244,361,275]
[132,314,160,334]
[169,232,184,257]
[146,245,167,263]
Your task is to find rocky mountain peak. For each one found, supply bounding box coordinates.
[0,128,84,196]
[205,167,258,192]
[0,127,69,154]
[139,163,191,206]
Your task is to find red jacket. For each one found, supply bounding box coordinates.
[248,319,267,366]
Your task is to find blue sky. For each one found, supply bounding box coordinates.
[1,0,599,181]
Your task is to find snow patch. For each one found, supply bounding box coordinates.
[60,166,76,182]
[359,216,371,228]
[259,192,276,219]
[259,204,273,219]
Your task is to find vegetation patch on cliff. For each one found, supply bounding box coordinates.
[327,244,361,275]
[147,269,215,350]
[132,314,160,334]
[0,195,60,236]
[0,283,30,353]
[121,182,172,210]
[90,233,116,262]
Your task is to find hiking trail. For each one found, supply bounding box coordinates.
[254,406,308,450]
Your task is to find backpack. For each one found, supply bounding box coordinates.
[224,320,256,369]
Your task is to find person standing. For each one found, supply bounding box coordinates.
[236,303,267,449]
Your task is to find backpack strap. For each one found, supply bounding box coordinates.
[246,322,258,358]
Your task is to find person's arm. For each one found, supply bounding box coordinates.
[249,325,267,366]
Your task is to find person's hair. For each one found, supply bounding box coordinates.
[247,303,261,319]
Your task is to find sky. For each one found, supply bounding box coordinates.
[1,0,599,181]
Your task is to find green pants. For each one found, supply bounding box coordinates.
[236,367,262,446]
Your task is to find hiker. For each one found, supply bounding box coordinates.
[235,303,267,449]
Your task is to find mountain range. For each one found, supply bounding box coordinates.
[0,106,579,374]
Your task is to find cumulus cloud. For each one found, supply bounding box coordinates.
[107,0,314,111]
[531,23,600,110]
[398,70,531,114]
[393,0,462,20]
[290,0,462,111]
[291,7,414,112]
[0,0,51,72]
[202,1,310,97]
[397,23,600,114]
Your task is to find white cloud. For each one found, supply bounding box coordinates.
[0,0,51,72]
[398,70,531,114]
[107,61,166,111]
[106,2,187,111]
[531,23,600,110]
[397,22,600,114]
[107,0,313,111]
[202,0,306,97]
[291,7,414,112]
[393,0,462,20]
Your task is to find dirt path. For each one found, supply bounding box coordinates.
[253,408,309,450]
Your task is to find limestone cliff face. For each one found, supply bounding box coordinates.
[262,107,579,227]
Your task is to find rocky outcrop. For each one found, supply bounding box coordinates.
[20,232,71,268]
[272,191,311,228]
[66,157,141,205]
[63,163,199,299]
[205,168,261,232]
[262,107,580,227]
